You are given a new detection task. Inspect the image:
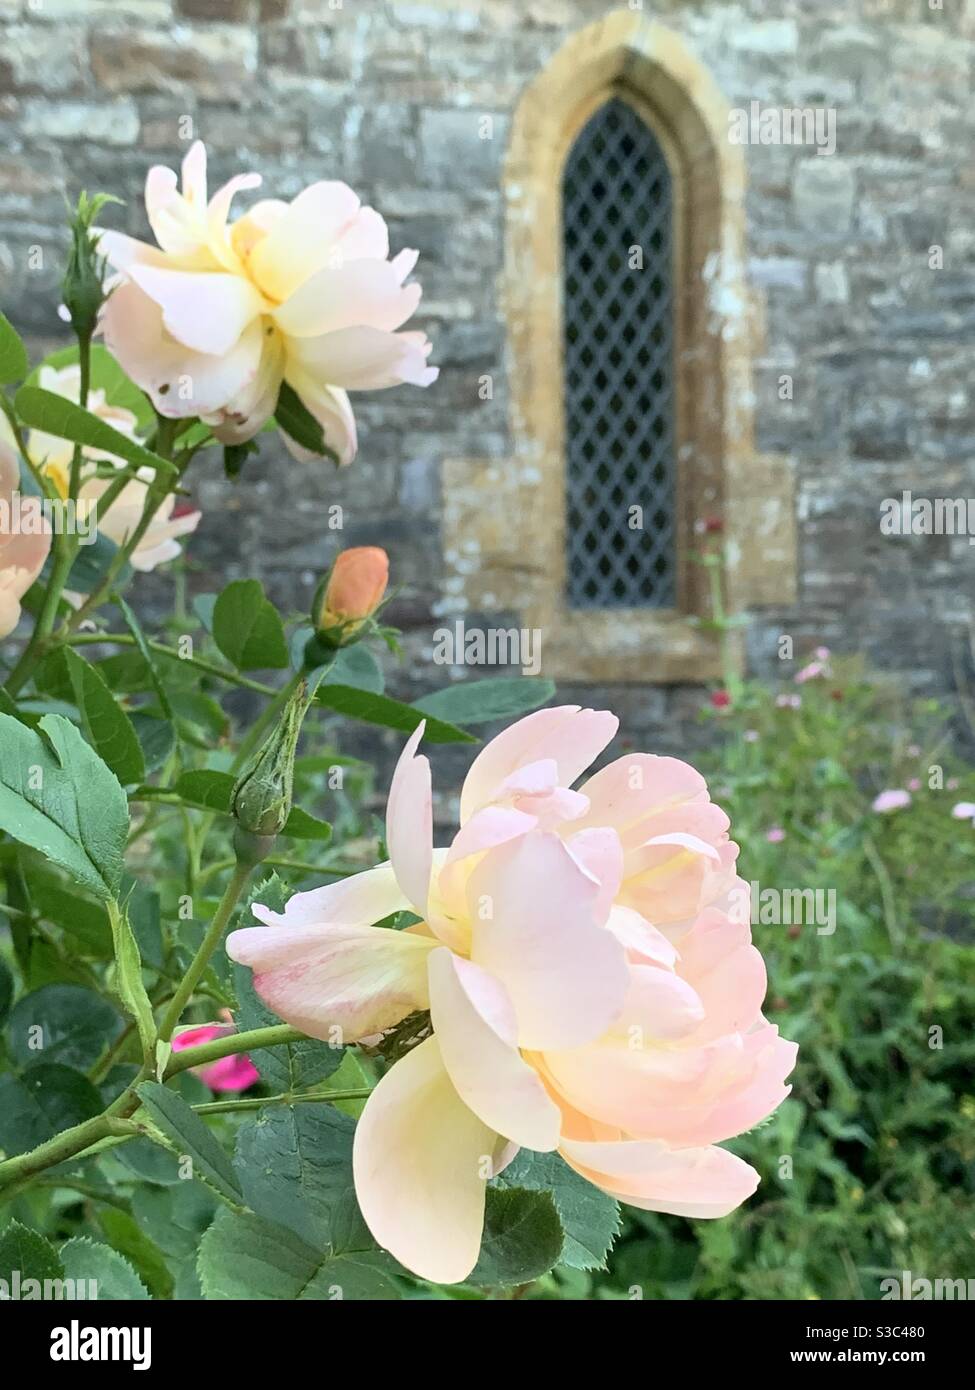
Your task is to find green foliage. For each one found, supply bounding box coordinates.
[415,676,556,726]
[60,1237,150,1299]
[0,713,128,899]
[0,311,28,384]
[136,1082,243,1205]
[469,1188,564,1287]
[14,385,177,481]
[212,579,289,671]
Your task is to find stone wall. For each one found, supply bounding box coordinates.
[1,0,973,786]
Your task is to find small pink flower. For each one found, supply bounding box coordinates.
[872,789,911,813]
[776,693,801,709]
[814,646,830,662]
[794,663,822,684]
[947,778,960,791]
[710,689,731,709]
[765,827,786,843]
[951,802,975,823]
[907,778,921,792]
[171,1023,259,1093]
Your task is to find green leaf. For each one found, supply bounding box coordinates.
[415,677,556,726]
[223,438,259,479]
[0,957,12,1026]
[315,685,476,744]
[116,592,176,725]
[130,1183,217,1264]
[192,593,216,632]
[96,1208,172,1299]
[7,984,122,1071]
[0,712,128,900]
[0,1221,63,1288]
[14,385,177,480]
[29,875,112,957]
[131,713,175,773]
[59,1238,150,1300]
[469,1187,564,1287]
[212,579,289,670]
[136,1081,243,1205]
[0,1063,103,1158]
[198,1209,400,1300]
[28,343,154,429]
[494,1149,621,1270]
[108,900,155,1062]
[234,1103,369,1253]
[58,647,145,786]
[274,380,340,464]
[321,645,384,694]
[64,531,131,594]
[146,769,331,840]
[0,310,28,384]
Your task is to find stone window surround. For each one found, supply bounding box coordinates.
[442,11,796,683]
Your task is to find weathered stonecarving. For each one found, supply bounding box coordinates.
[0,0,969,762]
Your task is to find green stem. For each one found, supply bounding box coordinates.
[193,1088,371,1117]
[197,856,361,885]
[68,631,276,695]
[0,1115,139,1197]
[163,1023,306,1079]
[59,415,181,637]
[157,858,254,1044]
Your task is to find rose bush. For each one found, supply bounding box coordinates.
[2,136,961,1308]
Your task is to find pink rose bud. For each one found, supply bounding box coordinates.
[170,1024,259,1094]
[314,546,389,646]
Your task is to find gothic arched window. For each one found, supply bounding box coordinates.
[562,97,675,608]
[441,13,796,683]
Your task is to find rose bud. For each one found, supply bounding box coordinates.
[313,546,389,648]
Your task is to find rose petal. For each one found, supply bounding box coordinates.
[467,831,629,1050]
[428,948,561,1150]
[353,1035,495,1283]
[459,705,619,824]
[225,920,436,1043]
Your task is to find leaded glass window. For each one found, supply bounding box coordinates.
[562,97,675,609]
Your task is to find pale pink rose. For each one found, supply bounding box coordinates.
[98,141,437,467]
[29,365,200,577]
[170,1023,259,1093]
[0,420,52,637]
[765,827,786,843]
[951,802,975,823]
[872,789,911,813]
[227,706,797,1285]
